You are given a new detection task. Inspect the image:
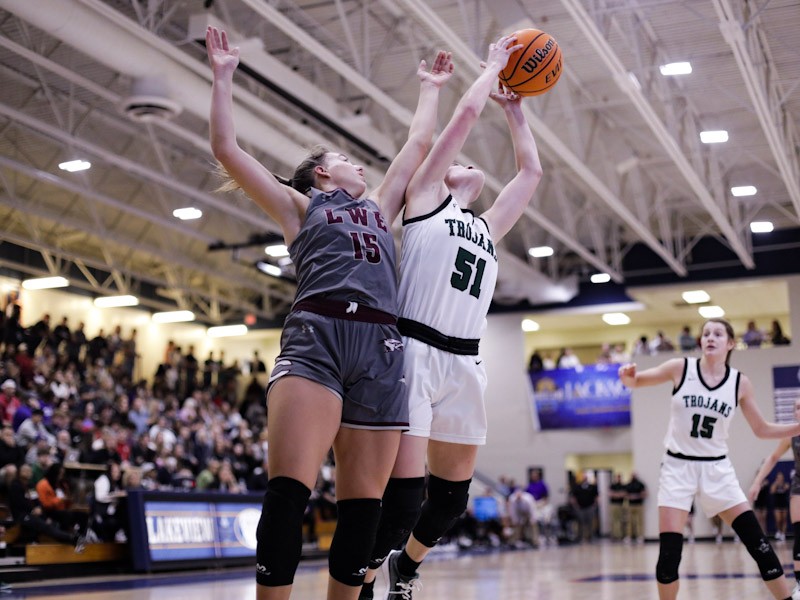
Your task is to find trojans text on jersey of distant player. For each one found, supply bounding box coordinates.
[682,394,733,418]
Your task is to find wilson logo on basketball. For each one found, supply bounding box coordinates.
[521,39,555,74]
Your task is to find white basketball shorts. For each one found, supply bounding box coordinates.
[403,337,488,445]
[657,453,747,518]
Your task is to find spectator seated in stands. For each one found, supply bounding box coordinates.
[36,463,87,534]
[0,426,24,474]
[649,331,674,353]
[556,348,581,369]
[469,488,507,548]
[506,488,538,548]
[0,380,21,426]
[678,325,698,351]
[770,320,790,346]
[9,464,86,552]
[742,320,765,348]
[16,408,55,449]
[90,461,128,543]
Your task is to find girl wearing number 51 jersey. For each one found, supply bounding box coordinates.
[619,318,800,600]
[359,34,543,600]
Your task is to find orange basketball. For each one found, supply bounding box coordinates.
[499,28,562,97]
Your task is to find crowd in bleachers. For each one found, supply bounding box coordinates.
[0,297,283,550]
[528,320,790,372]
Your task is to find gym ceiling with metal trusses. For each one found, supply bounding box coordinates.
[0,0,798,324]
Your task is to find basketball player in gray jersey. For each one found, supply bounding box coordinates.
[749,398,800,600]
[359,34,543,600]
[206,26,453,600]
[620,318,800,600]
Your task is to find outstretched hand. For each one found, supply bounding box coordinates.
[489,80,522,109]
[618,363,637,387]
[417,50,454,88]
[485,34,523,72]
[206,26,240,77]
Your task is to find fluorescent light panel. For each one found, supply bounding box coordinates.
[750,221,774,233]
[94,295,139,308]
[265,244,289,258]
[700,130,728,144]
[659,61,692,76]
[207,324,248,338]
[682,290,710,304]
[528,246,554,258]
[731,185,757,197]
[521,319,540,332]
[257,261,282,277]
[21,276,69,290]
[699,305,725,318]
[602,312,630,326]
[590,273,611,284]
[58,159,91,172]
[172,207,202,220]
[152,310,195,323]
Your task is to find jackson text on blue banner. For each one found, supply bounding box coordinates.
[529,364,631,430]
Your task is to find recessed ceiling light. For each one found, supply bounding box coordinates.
[94,295,139,308]
[698,305,725,318]
[265,244,289,257]
[528,246,554,258]
[207,324,248,338]
[659,62,692,76]
[521,319,540,332]
[682,290,710,304]
[152,310,196,323]
[58,159,91,172]
[257,261,282,277]
[750,221,774,233]
[602,312,630,325]
[700,130,728,144]
[21,276,69,290]
[731,185,757,197]
[172,207,202,220]
[590,273,611,284]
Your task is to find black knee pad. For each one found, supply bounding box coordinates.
[413,475,470,548]
[256,477,311,587]
[369,477,425,569]
[329,498,382,586]
[655,532,683,584]
[793,522,800,561]
[732,511,784,581]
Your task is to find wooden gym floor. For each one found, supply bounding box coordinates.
[2,539,794,599]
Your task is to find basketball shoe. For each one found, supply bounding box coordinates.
[382,550,422,599]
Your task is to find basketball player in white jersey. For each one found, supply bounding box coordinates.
[749,398,800,600]
[359,34,542,600]
[619,318,800,600]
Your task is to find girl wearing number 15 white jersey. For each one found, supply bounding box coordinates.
[619,318,800,600]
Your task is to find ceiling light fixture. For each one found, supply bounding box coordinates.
[257,261,282,277]
[682,290,710,304]
[659,62,692,76]
[698,305,725,318]
[172,207,202,220]
[94,295,139,308]
[21,276,69,290]
[602,313,631,325]
[207,324,248,338]
[521,319,540,332]
[58,159,91,172]
[265,244,289,258]
[700,130,728,144]
[731,185,757,197]
[590,273,611,284]
[152,310,196,323]
[528,246,554,258]
[750,221,774,233]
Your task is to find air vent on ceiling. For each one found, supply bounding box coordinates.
[120,76,182,122]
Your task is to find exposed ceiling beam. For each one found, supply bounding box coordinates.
[712,0,800,219]
[558,0,753,270]
[402,0,687,277]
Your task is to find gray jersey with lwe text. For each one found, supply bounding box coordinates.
[289,188,398,315]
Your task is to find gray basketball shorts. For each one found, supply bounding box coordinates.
[267,310,409,430]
